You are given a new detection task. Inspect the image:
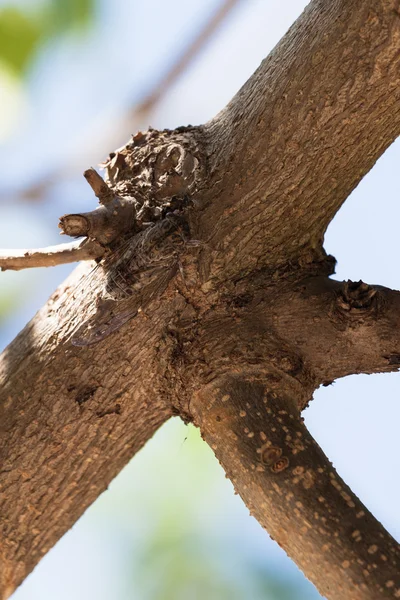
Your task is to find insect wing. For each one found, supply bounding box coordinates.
[71,263,178,346]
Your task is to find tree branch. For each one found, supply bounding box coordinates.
[190,373,400,600]
[0,262,185,598]
[258,276,400,384]
[83,167,114,205]
[0,239,104,271]
[0,0,242,207]
[197,0,400,281]
[2,0,400,597]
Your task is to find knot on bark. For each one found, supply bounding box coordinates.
[337,280,377,312]
[103,126,204,211]
[59,126,204,248]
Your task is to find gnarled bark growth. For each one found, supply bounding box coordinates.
[1,0,400,598]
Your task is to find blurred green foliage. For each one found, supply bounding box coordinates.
[0,0,96,320]
[133,530,302,600]
[0,287,21,318]
[90,420,319,600]
[0,0,94,74]
[47,0,94,32]
[0,7,41,73]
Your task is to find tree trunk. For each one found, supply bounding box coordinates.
[1,0,400,598]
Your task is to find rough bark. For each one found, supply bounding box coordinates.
[191,375,400,600]
[199,0,400,282]
[0,263,179,598]
[1,0,400,598]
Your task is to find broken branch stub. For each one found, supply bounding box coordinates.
[83,168,114,205]
[59,168,139,246]
[59,198,138,246]
[60,129,203,248]
[0,129,204,272]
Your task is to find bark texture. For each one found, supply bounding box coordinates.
[199,0,400,282]
[1,0,400,598]
[192,375,400,600]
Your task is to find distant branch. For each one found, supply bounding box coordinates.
[134,0,242,117]
[0,239,105,271]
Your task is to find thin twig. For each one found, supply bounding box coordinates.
[0,239,105,271]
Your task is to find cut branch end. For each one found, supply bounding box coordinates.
[59,214,90,238]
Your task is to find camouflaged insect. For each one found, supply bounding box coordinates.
[66,214,188,346]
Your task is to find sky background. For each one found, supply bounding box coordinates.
[0,1,399,599]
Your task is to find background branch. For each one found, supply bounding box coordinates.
[0,0,242,207]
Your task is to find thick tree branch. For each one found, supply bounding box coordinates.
[2,0,400,597]
[0,263,184,598]
[190,374,400,600]
[196,0,400,281]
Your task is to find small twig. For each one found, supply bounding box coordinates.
[0,239,105,271]
[83,168,114,205]
[57,168,138,245]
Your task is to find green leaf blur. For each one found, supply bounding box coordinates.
[0,289,21,319]
[46,0,94,33]
[0,0,94,75]
[0,7,42,73]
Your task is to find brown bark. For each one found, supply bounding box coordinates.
[191,374,400,600]
[1,0,400,598]
[0,263,178,598]
[199,0,400,281]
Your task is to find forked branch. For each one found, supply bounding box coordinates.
[1,0,400,597]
